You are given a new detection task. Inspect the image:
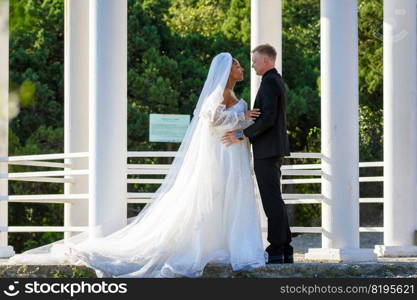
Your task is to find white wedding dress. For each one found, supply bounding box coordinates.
[9,53,266,277]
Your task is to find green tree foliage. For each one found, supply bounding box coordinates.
[127,0,251,153]
[282,0,321,148]
[8,0,64,252]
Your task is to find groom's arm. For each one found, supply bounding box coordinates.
[243,77,279,140]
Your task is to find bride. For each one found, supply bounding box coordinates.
[10,52,267,278]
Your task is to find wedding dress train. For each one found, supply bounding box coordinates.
[9,53,266,277]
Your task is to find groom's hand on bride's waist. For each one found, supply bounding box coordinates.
[221,130,244,146]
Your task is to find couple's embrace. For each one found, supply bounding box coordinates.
[11,44,293,278]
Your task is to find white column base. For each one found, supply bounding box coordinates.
[0,246,15,258]
[305,248,377,262]
[374,245,417,257]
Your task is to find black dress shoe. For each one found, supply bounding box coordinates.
[284,253,294,263]
[283,244,294,263]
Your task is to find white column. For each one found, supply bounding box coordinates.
[250,0,282,107]
[0,0,14,258]
[251,0,282,248]
[305,0,376,262]
[63,0,89,239]
[88,0,127,238]
[375,0,417,257]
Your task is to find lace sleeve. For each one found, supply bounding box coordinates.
[201,103,254,133]
[239,100,255,130]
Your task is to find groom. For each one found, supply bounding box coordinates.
[221,44,293,264]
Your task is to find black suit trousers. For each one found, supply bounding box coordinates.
[254,156,292,249]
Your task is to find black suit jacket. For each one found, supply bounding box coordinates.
[243,68,290,159]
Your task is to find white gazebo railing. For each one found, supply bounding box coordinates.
[125,152,385,236]
[0,152,90,238]
[0,151,385,258]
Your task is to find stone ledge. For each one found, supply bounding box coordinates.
[203,262,417,278]
[1,255,417,278]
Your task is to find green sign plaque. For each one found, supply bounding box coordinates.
[149,114,190,143]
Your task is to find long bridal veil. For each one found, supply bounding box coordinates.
[9,53,262,277]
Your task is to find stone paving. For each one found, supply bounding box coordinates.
[1,254,417,278]
[1,233,416,278]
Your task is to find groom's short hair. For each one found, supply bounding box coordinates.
[252,44,277,61]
